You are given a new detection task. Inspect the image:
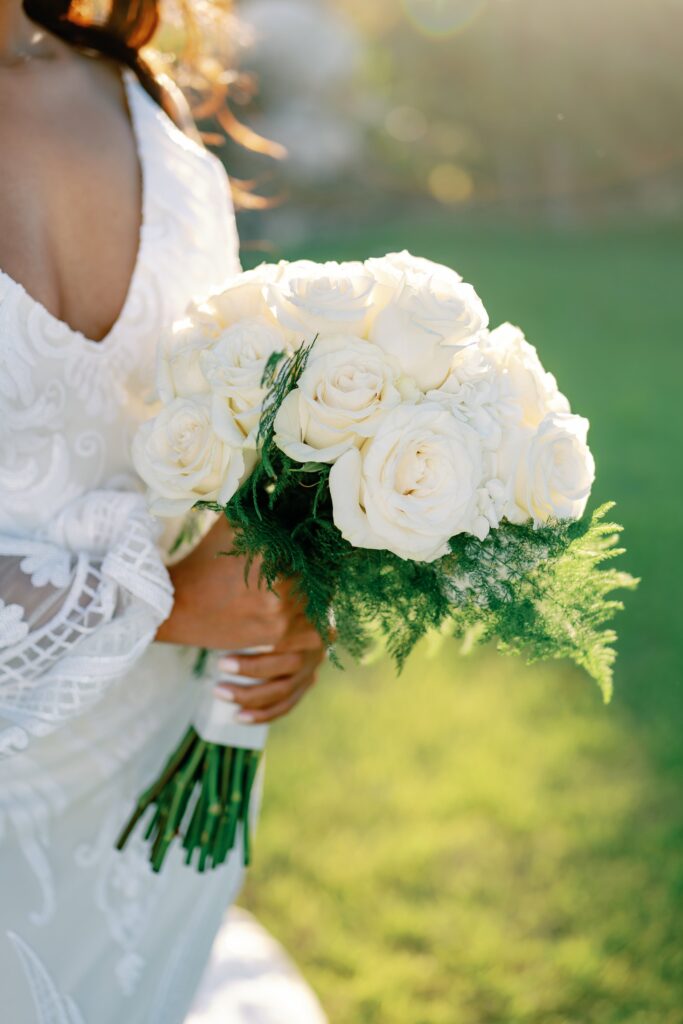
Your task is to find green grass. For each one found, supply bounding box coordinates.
[241,220,683,1023]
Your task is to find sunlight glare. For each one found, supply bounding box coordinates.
[402,0,487,37]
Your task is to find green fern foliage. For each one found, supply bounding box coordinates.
[198,348,637,699]
[444,505,638,701]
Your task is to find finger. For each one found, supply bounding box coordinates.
[216,654,320,709]
[217,652,303,681]
[214,675,303,711]
[232,684,311,724]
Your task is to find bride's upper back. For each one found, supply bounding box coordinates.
[0,48,146,342]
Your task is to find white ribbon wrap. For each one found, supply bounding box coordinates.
[192,650,270,752]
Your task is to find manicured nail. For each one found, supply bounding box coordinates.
[213,686,237,703]
[235,711,255,724]
[218,657,240,673]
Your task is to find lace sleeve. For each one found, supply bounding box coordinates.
[0,490,174,759]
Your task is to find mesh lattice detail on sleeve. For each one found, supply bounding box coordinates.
[0,492,174,754]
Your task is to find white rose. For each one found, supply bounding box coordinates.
[133,396,251,517]
[329,402,486,562]
[273,335,405,463]
[426,344,509,450]
[265,260,376,340]
[506,412,595,526]
[156,265,285,404]
[483,323,569,428]
[366,249,464,294]
[367,253,489,391]
[203,263,284,332]
[156,320,213,403]
[200,317,287,440]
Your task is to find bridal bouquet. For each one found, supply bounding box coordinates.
[117,251,636,873]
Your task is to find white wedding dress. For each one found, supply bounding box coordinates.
[0,71,325,1024]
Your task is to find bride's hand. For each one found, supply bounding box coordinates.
[156,516,325,721]
[212,608,325,723]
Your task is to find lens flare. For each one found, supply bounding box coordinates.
[428,163,474,204]
[402,0,487,37]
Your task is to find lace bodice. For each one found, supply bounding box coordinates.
[0,71,240,757]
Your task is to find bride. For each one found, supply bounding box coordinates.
[0,0,326,1020]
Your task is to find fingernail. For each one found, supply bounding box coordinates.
[213,686,237,703]
[218,657,240,673]
[235,711,254,724]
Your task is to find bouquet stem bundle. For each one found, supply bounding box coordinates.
[115,728,261,873]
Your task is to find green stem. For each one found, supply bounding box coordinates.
[198,746,222,872]
[116,730,262,874]
[115,726,196,851]
[183,783,208,866]
[241,751,262,866]
[224,747,246,857]
[151,757,197,874]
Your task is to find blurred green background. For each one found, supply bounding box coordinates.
[216,1,683,1020]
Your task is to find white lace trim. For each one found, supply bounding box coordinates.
[0,599,29,646]
[0,491,173,755]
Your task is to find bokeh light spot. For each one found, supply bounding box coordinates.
[428,162,474,203]
[385,105,429,142]
[402,0,487,37]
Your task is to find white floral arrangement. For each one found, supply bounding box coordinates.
[118,251,636,874]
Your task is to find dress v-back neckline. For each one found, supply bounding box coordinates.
[0,68,147,348]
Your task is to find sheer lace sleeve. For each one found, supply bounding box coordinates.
[0,490,174,759]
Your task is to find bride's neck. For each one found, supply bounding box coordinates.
[0,0,63,60]
[0,0,34,50]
